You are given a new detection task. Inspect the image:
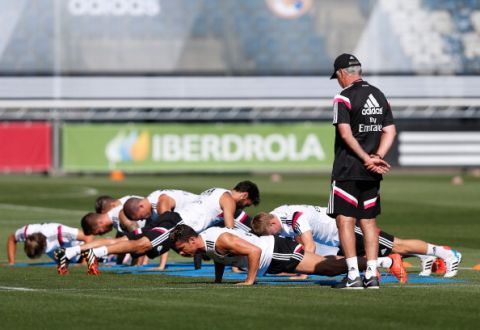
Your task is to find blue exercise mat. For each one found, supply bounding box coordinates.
[99,262,465,285]
[12,261,465,284]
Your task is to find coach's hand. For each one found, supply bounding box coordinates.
[364,156,390,174]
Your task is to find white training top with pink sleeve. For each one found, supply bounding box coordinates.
[270,205,340,254]
[15,223,81,260]
[200,227,274,276]
[177,188,229,233]
[147,189,198,221]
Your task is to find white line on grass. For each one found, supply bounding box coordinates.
[35,187,99,199]
[408,266,476,271]
[0,286,42,291]
[0,286,325,293]
[1,283,468,293]
[0,203,86,215]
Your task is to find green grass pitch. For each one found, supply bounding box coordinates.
[1,173,480,329]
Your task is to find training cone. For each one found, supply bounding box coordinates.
[402,261,413,268]
[110,170,125,181]
[473,264,480,270]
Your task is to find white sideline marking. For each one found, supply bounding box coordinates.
[0,286,334,293]
[0,286,41,291]
[409,266,474,271]
[36,187,99,199]
[0,282,467,293]
[0,203,86,215]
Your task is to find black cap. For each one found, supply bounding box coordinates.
[330,53,361,79]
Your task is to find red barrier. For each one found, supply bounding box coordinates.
[0,122,51,172]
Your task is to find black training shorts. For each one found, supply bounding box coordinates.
[126,211,183,259]
[266,236,305,274]
[327,180,381,219]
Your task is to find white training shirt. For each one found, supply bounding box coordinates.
[14,223,81,260]
[176,188,229,233]
[200,227,274,276]
[271,205,341,254]
[147,189,198,221]
[108,205,128,233]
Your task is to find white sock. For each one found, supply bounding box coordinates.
[346,257,360,280]
[92,246,108,258]
[365,260,377,279]
[415,254,433,260]
[427,244,452,259]
[65,246,81,260]
[377,256,393,268]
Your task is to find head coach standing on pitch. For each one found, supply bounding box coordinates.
[326,53,396,289]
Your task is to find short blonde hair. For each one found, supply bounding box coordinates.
[24,233,47,259]
[251,212,275,235]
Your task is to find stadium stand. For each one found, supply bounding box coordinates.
[0,0,479,75]
[0,0,479,171]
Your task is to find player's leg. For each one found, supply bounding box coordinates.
[54,236,128,275]
[64,236,127,260]
[108,237,153,255]
[294,252,347,276]
[391,238,433,275]
[266,237,353,286]
[392,238,462,277]
[392,238,428,255]
[80,226,172,275]
[80,237,150,274]
[294,252,394,281]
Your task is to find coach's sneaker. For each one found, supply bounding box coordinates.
[54,248,69,275]
[388,253,408,283]
[332,276,364,289]
[363,276,380,289]
[444,250,462,278]
[81,249,100,275]
[418,255,436,276]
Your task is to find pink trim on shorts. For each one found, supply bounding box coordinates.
[333,186,358,207]
[364,197,378,209]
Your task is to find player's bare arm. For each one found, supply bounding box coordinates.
[119,210,139,232]
[295,231,316,254]
[7,234,17,265]
[216,233,261,285]
[157,194,176,214]
[214,261,226,283]
[290,233,314,280]
[76,230,95,244]
[219,192,236,229]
